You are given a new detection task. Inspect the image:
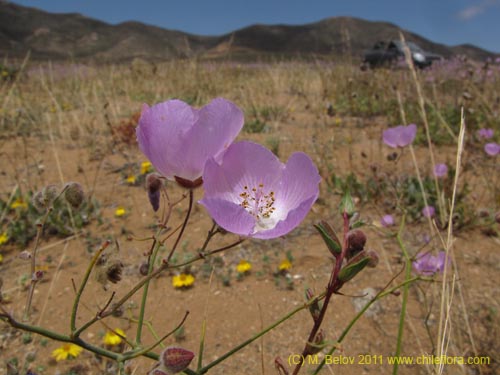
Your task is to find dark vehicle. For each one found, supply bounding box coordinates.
[363,40,443,69]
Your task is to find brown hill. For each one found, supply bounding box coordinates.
[0,2,495,62]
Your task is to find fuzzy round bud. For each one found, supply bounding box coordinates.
[161,347,195,374]
[346,229,367,257]
[32,270,44,281]
[64,182,84,208]
[31,191,46,211]
[365,250,379,268]
[139,262,149,276]
[42,184,59,206]
[19,250,32,260]
[106,261,124,284]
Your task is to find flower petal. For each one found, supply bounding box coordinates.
[136,100,198,179]
[399,124,417,146]
[178,98,244,180]
[276,152,320,213]
[253,196,317,239]
[382,126,400,148]
[199,198,255,236]
[484,143,500,156]
[204,141,284,199]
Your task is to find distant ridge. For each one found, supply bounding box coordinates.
[0,2,496,62]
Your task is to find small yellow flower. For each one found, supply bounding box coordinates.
[103,328,126,346]
[140,161,152,175]
[172,273,195,288]
[10,198,28,210]
[115,207,126,217]
[236,260,252,274]
[51,343,82,361]
[0,232,8,245]
[279,259,292,271]
[125,175,136,184]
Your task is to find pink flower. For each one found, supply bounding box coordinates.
[413,251,447,276]
[433,163,448,178]
[484,143,500,156]
[477,128,494,139]
[382,124,417,148]
[200,141,320,239]
[422,206,435,218]
[136,98,243,186]
[380,214,395,227]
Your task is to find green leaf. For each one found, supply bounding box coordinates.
[314,221,341,255]
[338,257,371,283]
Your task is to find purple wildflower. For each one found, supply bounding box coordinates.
[382,124,417,148]
[422,206,435,218]
[136,98,243,186]
[412,251,447,276]
[380,214,395,227]
[477,128,494,139]
[433,163,448,178]
[484,143,500,156]
[200,141,320,239]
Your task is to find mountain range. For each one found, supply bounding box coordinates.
[0,1,495,63]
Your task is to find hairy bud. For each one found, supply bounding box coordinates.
[346,229,367,258]
[64,182,84,208]
[161,347,195,374]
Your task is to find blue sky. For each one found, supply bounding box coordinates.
[9,0,500,52]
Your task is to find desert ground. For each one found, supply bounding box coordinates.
[0,58,499,375]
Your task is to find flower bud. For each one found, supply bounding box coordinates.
[32,270,44,281]
[161,347,195,374]
[346,229,367,258]
[106,261,124,284]
[19,250,32,260]
[365,249,379,268]
[64,182,84,208]
[146,173,163,212]
[275,357,289,375]
[139,262,150,276]
[42,184,59,206]
[31,191,45,211]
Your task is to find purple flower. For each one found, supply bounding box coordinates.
[477,128,494,139]
[136,98,244,186]
[382,124,417,148]
[484,143,500,156]
[433,163,448,178]
[412,251,447,276]
[380,214,395,227]
[422,205,435,218]
[200,141,320,239]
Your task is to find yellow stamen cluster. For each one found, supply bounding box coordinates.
[239,183,276,220]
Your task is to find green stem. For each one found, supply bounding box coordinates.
[197,293,325,374]
[24,208,52,320]
[393,215,411,375]
[71,240,110,335]
[313,276,421,374]
[135,237,162,345]
[166,189,194,263]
